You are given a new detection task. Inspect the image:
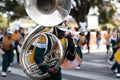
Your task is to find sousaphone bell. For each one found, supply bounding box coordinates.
[24,0,71,26]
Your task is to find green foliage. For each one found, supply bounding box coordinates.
[104,23,115,29]
[101,26,107,31]
[5,0,19,11]
[14,5,27,17]
[0,13,8,28]
[0,0,117,28]
[118,0,120,3]
[108,9,115,18]
[99,10,109,24]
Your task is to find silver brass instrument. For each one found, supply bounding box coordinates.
[20,26,63,80]
[24,0,71,26]
[20,0,71,80]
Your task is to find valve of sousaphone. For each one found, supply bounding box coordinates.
[24,0,71,26]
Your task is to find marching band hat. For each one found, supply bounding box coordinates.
[7,28,13,34]
[14,26,20,31]
[79,27,87,33]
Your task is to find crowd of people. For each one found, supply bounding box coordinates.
[60,26,120,78]
[28,23,86,80]
[0,24,120,79]
[0,27,25,77]
[0,24,84,78]
[105,27,120,78]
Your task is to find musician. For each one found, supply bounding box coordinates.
[0,28,14,77]
[12,27,21,63]
[29,23,81,80]
[105,29,111,54]
[86,30,90,54]
[111,27,120,78]
[29,27,62,80]
[107,28,117,64]
[75,28,87,69]
[54,24,82,69]
[53,25,76,61]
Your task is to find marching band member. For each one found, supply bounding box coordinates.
[56,25,82,69]
[86,30,90,54]
[75,28,87,70]
[29,26,64,80]
[12,27,21,63]
[107,28,117,65]
[112,27,120,78]
[28,23,82,80]
[53,25,77,69]
[107,27,120,78]
[105,29,111,54]
[0,28,14,77]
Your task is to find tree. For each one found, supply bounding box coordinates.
[14,5,27,17]
[70,0,105,28]
[70,0,93,28]
[70,0,119,28]
[0,0,119,28]
[0,12,8,28]
[5,0,18,11]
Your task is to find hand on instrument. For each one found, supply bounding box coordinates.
[47,67,58,75]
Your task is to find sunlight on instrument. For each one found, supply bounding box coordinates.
[20,0,72,80]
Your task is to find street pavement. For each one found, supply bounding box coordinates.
[0,47,120,80]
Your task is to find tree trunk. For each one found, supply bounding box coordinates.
[70,0,91,28]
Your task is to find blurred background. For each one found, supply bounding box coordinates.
[0,0,120,80]
[0,0,119,29]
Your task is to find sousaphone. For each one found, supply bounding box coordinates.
[20,0,71,80]
[24,0,71,26]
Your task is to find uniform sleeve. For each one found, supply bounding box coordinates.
[34,47,49,73]
[33,34,52,73]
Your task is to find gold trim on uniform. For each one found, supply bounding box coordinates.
[2,36,14,50]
